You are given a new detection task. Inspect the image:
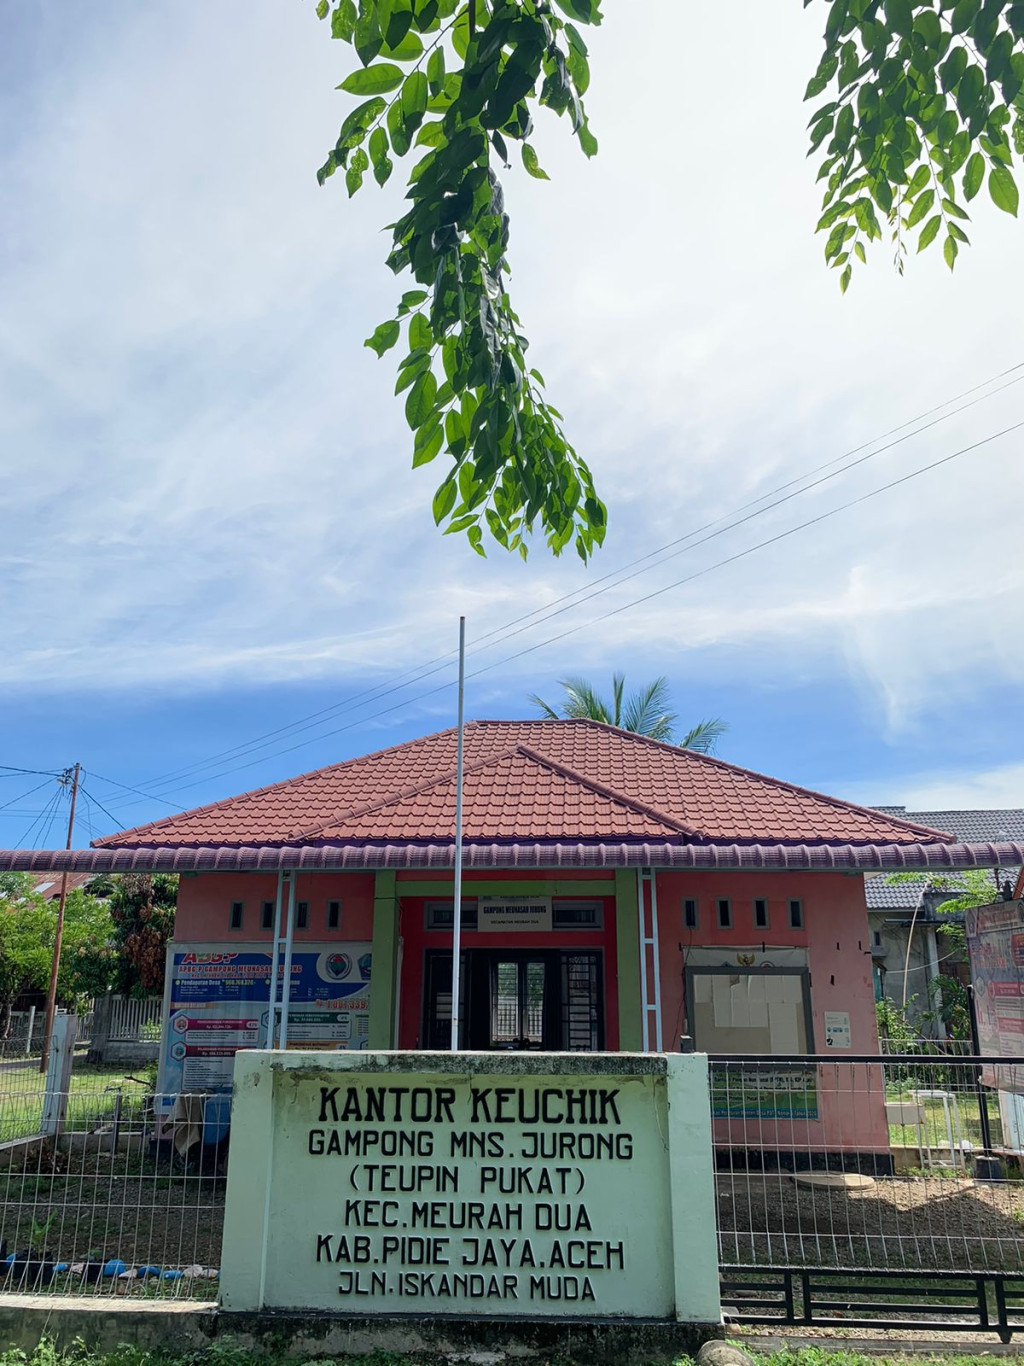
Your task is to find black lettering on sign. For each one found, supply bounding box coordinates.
[342,1199,400,1227]
[534,1203,593,1232]
[410,1201,523,1231]
[397,1272,518,1299]
[450,1131,505,1158]
[479,1166,580,1196]
[547,1240,625,1271]
[529,1274,596,1302]
[362,1164,459,1192]
[461,1237,521,1268]
[324,1235,372,1264]
[338,1270,387,1296]
[520,1131,634,1160]
[379,1236,450,1266]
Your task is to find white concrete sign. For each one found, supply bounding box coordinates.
[221,1050,721,1323]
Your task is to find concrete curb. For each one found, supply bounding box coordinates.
[0,1298,723,1364]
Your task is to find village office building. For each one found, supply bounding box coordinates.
[5,721,1021,1151]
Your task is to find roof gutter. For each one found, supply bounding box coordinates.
[1,840,1022,874]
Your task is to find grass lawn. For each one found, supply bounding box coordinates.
[1,1343,1021,1366]
[0,1063,151,1143]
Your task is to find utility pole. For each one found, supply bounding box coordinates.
[39,763,80,1073]
[450,617,466,1051]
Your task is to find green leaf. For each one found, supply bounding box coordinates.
[989,163,1020,215]
[409,311,433,349]
[412,415,444,466]
[427,46,445,96]
[316,0,329,19]
[943,232,959,269]
[340,63,404,96]
[345,146,369,196]
[331,0,357,40]
[906,188,935,227]
[917,213,943,250]
[364,319,400,357]
[963,150,985,199]
[432,478,458,525]
[405,369,438,428]
[381,29,424,60]
[402,70,429,122]
[940,46,969,93]
[552,0,601,23]
[521,143,550,180]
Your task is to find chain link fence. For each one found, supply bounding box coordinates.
[713,1053,1024,1273]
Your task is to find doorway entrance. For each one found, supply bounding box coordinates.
[422,948,604,1052]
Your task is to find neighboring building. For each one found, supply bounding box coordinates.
[28,872,96,901]
[865,806,1024,1033]
[3,721,1021,1155]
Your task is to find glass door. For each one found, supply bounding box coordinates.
[490,956,551,1050]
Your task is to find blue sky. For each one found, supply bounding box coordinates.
[1,0,1022,848]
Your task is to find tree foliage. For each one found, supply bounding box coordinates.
[316,0,606,562]
[314,0,1023,553]
[105,874,178,996]
[0,888,117,1025]
[530,672,727,751]
[807,0,1023,289]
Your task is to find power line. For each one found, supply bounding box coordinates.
[459,417,1024,686]
[0,778,54,815]
[105,363,1024,805]
[14,782,62,850]
[77,783,126,833]
[105,415,1022,812]
[84,771,185,812]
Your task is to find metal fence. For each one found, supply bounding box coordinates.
[107,996,162,1042]
[712,1053,1024,1273]
[3,1046,1024,1324]
[1,1083,222,1298]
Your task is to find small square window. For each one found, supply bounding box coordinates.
[261,901,274,930]
[683,898,698,930]
[789,899,804,929]
[327,900,341,930]
[754,898,769,930]
[229,901,244,930]
[296,901,309,930]
[716,898,732,929]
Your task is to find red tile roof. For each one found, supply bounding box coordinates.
[93,720,951,851]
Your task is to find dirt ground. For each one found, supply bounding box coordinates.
[717,1170,1024,1271]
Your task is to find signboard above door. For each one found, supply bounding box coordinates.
[478,896,553,932]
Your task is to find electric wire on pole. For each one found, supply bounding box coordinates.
[39,763,80,1073]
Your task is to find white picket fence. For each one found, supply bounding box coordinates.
[107,995,163,1041]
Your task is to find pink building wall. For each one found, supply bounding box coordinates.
[654,871,887,1153]
[174,871,376,943]
[172,867,887,1153]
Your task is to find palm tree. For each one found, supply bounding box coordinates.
[529,673,727,754]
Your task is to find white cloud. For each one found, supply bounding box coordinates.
[844,762,1024,813]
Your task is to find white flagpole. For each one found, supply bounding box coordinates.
[450,616,466,1051]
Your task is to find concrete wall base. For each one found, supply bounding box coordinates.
[0,1298,723,1364]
